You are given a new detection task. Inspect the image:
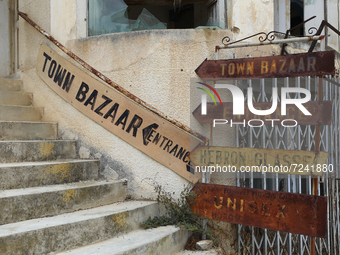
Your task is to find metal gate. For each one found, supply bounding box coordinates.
[235,76,340,255]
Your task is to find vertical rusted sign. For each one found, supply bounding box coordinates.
[188,183,327,238]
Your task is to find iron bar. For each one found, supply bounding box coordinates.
[311,76,323,255]
[222,31,287,46]
[288,16,317,35]
[280,16,317,55]
[216,35,325,50]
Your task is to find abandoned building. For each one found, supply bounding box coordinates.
[0,0,340,254]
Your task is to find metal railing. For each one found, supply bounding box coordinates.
[235,76,339,255]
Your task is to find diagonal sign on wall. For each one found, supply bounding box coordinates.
[36,43,203,181]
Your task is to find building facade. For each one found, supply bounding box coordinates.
[1,0,340,254]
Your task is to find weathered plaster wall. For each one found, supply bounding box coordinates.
[49,0,87,43]
[0,0,11,77]
[19,0,86,66]
[19,0,51,71]
[229,0,275,40]
[65,29,233,127]
[50,0,77,44]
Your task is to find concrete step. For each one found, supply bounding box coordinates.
[0,140,77,163]
[0,180,127,225]
[0,78,22,91]
[0,159,99,189]
[55,226,190,255]
[0,121,57,140]
[0,90,32,106]
[0,105,43,122]
[0,201,159,255]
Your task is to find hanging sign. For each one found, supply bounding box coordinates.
[195,51,335,79]
[190,146,329,176]
[192,101,333,125]
[36,43,203,181]
[188,183,328,238]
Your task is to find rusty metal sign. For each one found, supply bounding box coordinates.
[188,183,328,238]
[195,51,335,79]
[190,146,328,176]
[192,101,332,125]
[36,44,203,181]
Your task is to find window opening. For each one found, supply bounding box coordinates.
[290,0,304,36]
[88,0,220,36]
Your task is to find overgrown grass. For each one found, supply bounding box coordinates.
[141,184,217,245]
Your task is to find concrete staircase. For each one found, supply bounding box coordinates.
[0,78,189,254]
